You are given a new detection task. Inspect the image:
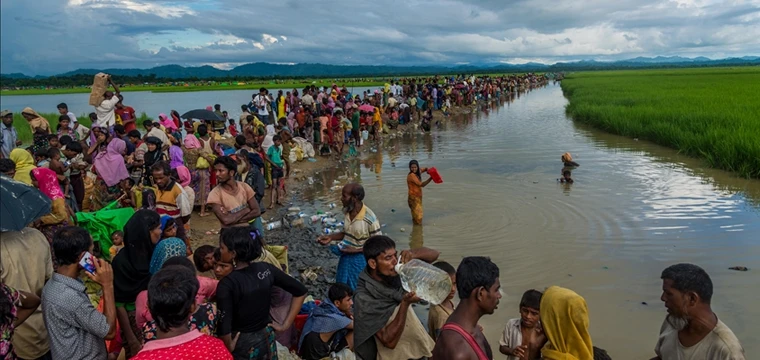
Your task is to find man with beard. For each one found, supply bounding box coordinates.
[353,235,440,360]
[150,161,192,253]
[432,257,502,360]
[207,156,261,229]
[317,183,381,290]
[652,264,745,360]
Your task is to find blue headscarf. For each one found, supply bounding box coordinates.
[149,237,186,274]
[149,215,185,274]
[298,299,353,351]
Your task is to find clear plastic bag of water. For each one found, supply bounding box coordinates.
[394,259,452,305]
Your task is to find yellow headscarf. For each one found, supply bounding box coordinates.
[540,286,593,360]
[9,148,37,185]
[21,107,50,134]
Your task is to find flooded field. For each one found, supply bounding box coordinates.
[296,84,760,358]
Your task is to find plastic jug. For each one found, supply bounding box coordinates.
[265,220,282,231]
[394,259,452,305]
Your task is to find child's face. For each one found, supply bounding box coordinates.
[163,223,177,238]
[447,274,457,300]
[203,253,216,272]
[111,234,123,246]
[49,138,60,148]
[519,306,540,328]
[62,149,76,159]
[214,261,233,279]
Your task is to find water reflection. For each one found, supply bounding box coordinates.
[297,83,760,357]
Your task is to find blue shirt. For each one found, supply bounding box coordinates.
[1,122,18,158]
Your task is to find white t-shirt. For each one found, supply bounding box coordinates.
[655,317,745,360]
[66,112,78,127]
[253,95,269,116]
[95,96,120,128]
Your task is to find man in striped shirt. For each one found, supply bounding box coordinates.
[318,183,381,290]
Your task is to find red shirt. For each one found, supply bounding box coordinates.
[131,330,232,360]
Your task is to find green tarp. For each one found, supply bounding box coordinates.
[75,203,134,260]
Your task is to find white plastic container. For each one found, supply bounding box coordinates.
[265,221,282,231]
[394,259,452,305]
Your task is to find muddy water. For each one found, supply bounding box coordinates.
[298,84,760,358]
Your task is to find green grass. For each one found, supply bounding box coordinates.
[561,67,760,178]
[1,72,536,96]
[11,112,150,143]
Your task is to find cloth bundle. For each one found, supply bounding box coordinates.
[89,73,109,106]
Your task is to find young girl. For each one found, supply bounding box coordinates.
[212,247,233,279]
[57,116,75,139]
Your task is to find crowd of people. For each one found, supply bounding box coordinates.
[0,72,747,360]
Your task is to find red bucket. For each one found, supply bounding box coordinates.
[428,167,443,184]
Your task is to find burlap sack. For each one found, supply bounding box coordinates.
[88,73,109,106]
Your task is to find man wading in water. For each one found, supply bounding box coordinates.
[432,256,501,360]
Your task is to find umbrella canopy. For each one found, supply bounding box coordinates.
[181,109,224,121]
[358,104,375,112]
[0,176,52,232]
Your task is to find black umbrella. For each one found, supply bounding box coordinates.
[181,109,224,121]
[0,176,52,232]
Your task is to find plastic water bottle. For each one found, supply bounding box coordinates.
[265,221,282,231]
[328,203,336,209]
[323,228,334,235]
[310,215,321,223]
[321,217,337,225]
[394,259,452,305]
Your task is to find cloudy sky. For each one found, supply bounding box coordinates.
[1,0,759,75]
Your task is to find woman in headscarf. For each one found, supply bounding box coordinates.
[88,129,130,210]
[184,125,213,217]
[112,209,162,358]
[169,144,184,169]
[149,215,187,274]
[30,167,72,251]
[21,107,51,154]
[142,136,166,186]
[170,110,182,130]
[540,286,610,360]
[286,112,297,133]
[407,160,433,225]
[9,148,36,185]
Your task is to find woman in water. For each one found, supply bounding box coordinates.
[407,160,433,225]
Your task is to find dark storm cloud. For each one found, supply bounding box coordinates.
[1,0,758,75]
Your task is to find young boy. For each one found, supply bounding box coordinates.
[109,231,124,259]
[298,283,354,360]
[57,102,77,126]
[265,135,285,209]
[428,261,457,340]
[35,148,51,168]
[499,289,546,360]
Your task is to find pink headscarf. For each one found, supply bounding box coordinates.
[205,106,213,111]
[176,166,191,187]
[184,134,201,149]
[287,112,296,130]
[31,168,64,200]
[159,113,178,130]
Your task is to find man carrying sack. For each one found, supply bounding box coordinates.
[91,73,121,131]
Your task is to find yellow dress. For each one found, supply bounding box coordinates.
[407,173,424,225]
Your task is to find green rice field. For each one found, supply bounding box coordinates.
[561,67,760,178]
[11,112,150,144]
